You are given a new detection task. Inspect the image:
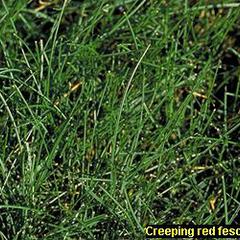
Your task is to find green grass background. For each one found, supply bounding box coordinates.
[0,0,240,239]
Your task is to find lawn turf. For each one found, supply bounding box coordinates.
[0,0,240,239]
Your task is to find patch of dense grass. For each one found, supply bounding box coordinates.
[0,0,240,239]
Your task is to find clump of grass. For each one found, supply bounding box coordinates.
[0,0,240,239]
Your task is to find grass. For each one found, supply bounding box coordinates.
[0,0,240,239]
